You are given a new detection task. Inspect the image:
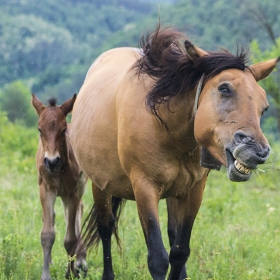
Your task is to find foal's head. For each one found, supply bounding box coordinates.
[32,94,77,172]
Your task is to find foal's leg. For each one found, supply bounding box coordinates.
[166,198,187,279]
[168,176,207,280]
[133,177,169,280]
[62,194,80,279]
[40,186,56,280]
[75,173,88,275]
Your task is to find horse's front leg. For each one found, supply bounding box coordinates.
[168,175,207,280]
[133,176,169,280]
[166,198,187,279]
[62,194,81,279]
[40,186,56,280]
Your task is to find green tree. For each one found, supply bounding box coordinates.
[250,39,280,131]
[0,80,37,127]
[0,110,37,174]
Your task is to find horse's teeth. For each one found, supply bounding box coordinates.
[234,160,252,175]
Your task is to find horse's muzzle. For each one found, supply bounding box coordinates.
[44,157,61,172]
[226,131,270,182]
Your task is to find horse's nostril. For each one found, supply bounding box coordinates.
[257,146,270,159]
[44,157,60,171]
[52,157,60,166]
[234,131,248,143]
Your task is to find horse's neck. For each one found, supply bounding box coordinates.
[159,90,198,151]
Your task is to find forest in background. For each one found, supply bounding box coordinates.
[0,0,279,128]
[1,1,280,278]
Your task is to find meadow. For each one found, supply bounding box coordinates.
[1,116,280,280]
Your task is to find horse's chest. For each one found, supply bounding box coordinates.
[164,158,206,198]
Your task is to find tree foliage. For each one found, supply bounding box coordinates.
[0,111,38,174]
[0,81,36,127]
[250,38,280,132]
[0,0,279,124]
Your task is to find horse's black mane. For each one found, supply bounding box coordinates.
[134,25,250,118]
[48,97,57,107]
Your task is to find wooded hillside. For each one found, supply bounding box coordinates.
[0,0,279,127]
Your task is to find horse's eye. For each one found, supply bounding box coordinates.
[218,84,232,96]
[62,128,67,135]
[38,128,42,135]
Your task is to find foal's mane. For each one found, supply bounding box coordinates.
[48,98,57,107]
[134,25,249,119]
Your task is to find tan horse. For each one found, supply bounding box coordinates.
[71,27,279,280]
[32,94,88,280]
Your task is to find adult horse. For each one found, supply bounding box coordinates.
[71,26,279,280]
[32,94,88,280]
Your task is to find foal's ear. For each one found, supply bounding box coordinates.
[250,57,280,81]
[60,94,77,116]
[32,94,45,115]
[184,40,208,61]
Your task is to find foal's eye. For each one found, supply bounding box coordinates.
[261,106,269,117]
[62,128,67,135]
[218,84,232,96]
[38,128,42,135]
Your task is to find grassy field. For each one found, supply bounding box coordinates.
[1,135,280,279]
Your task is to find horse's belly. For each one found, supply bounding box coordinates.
[72,125,135,199]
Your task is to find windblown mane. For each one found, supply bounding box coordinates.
[48,98,57,107]
[134,26,249,118]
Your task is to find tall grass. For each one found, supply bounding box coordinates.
[1,164,280,279]
[1,123,280,279]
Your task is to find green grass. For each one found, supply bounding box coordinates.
[1,144,280,279]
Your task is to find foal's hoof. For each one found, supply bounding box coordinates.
[65,268,80,279]
[76,259,88,278]
[76,263,88,278]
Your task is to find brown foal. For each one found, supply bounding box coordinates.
[32,94,87,280]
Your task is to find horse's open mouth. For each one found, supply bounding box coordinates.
[226,149,253,181]
[234,160,252,175]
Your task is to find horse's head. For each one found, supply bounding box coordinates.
[186,42,279,182]
[32,94,76,172]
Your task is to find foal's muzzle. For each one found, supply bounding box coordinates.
[44,157,60,172]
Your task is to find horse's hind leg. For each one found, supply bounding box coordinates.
[168,176,207,280]
[40,186,56,280]
[91,183,116,280]
[166,198,187,279]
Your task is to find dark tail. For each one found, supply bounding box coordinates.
[82,196,125,251]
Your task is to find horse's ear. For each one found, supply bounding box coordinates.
[250,57,280,81]
[60,94,77,116]
[184,40,208,61]
[32,94,45,115]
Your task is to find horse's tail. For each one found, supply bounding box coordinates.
[82,196,125,250]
